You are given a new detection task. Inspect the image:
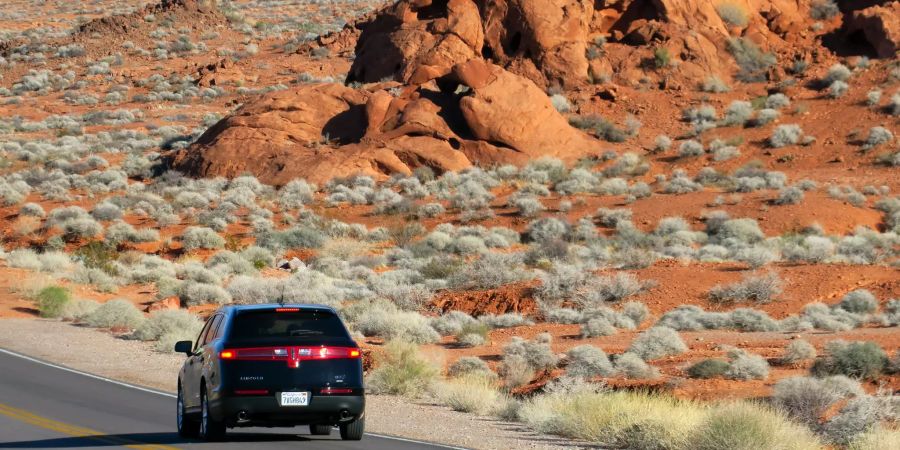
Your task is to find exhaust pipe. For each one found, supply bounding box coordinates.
[339,410,352,421]
[237,410,250,423]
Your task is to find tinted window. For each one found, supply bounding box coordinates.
[204,315,223,345]
[229,310,349,342]
[194,317,214,352]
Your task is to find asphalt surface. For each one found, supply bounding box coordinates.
[0,349,462,450]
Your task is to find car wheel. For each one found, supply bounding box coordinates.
[339,417,364,441]
[176,383,200,438]
[199,385,226,441]
[309,424,332,436]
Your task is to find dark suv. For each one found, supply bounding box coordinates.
[174,304,365,441]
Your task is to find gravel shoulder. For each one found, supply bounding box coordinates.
[0,318,585,450]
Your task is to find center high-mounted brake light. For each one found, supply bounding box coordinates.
[275,308,300,312]
[219,346,361,363]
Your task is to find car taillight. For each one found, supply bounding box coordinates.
[219,346,361,363]
[234,389,268,395]
[219,347,289,361]
[297,346,361,360]
[319,387,354,395]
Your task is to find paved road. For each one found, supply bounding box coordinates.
[0,349,462,450]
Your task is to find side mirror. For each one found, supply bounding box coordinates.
[174,340,193,356]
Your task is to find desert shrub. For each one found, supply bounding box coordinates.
[520,387,700,448]
[722,100,753,126]
[733,246,778,269]
[724,349,769,380]
[178,281,231,306]
[770,124,803,148]
[19,203,45,217]
[447,253,529,290]
[569,115,628,142]
[867,89,882,107]
[781,340,817,365]
[503,334,558,372]
[628,326,687,360]
[688,402,822,450]
[566,345,615,379]
[862,126,893,151]
[664,171,702,194]
[821,395,897,446]
[133,309,203,349]
[847,425,900,450]
[838,289,878,314]
[687,359,730,379]
[366,341,438,397]
[727,37,776,82]
[431,310,477,336]
[702,76,730,93]
[550,94,572,113]
[36,285,71,318]
[84,299,145,329]
[455,321,490,348]
[810,0,839,20]
[766,93,791,109]
[91,202,122,221]
[501,354,534,388]
[6,249,43,271]
[59,298,100,321]
[596,208,632,227]
[708,272,782,304]
[615,352,659,379]
[181,226,224,251]
[434,374,504,415]
[480,312,533,329]
[576,273,648,308]
[822,63,851,87]
[353,301,440,344]
[774,186,804,205]
[678,140,705,157]
[580,317,617,338]
[653,135,672,152]
[828,80,848,98]
[891,93,900,116]
[448,356,494,378]
[716,1,748,27]
[812,341,889,380]
[773,375,863,427]
[622,301,649,325]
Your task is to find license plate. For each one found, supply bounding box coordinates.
[279,392,309,407]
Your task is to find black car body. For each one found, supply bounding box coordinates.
[174,304,365,441]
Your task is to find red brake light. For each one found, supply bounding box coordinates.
[319,387,353,395]
[234,389,268,395]
[219,346,361,365]
[275,308,299,312]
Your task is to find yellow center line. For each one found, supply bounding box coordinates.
[0,402,179,450]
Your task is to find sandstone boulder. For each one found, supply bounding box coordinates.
[173,61,602,184]
[844,2,900,58]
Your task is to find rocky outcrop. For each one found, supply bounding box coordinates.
[843,2,900,58]
[346,0,820,89]
[173,60,603,185]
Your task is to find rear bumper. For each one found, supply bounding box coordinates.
[210,394,365,427]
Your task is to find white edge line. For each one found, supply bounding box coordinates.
[0,347,471,450]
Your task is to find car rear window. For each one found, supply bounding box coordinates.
[229,309,350,342]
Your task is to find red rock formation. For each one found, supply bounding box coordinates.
[173,60,603,185]
[844,2,900,58]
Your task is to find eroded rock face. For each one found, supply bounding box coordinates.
[173,61,602,185]
[844,2,900,58]
[349,0,593,89]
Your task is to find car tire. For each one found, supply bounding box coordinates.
[199,385,226,441]
[176,383,200,438]
[309,424,332,436]
[339,417,364,441]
